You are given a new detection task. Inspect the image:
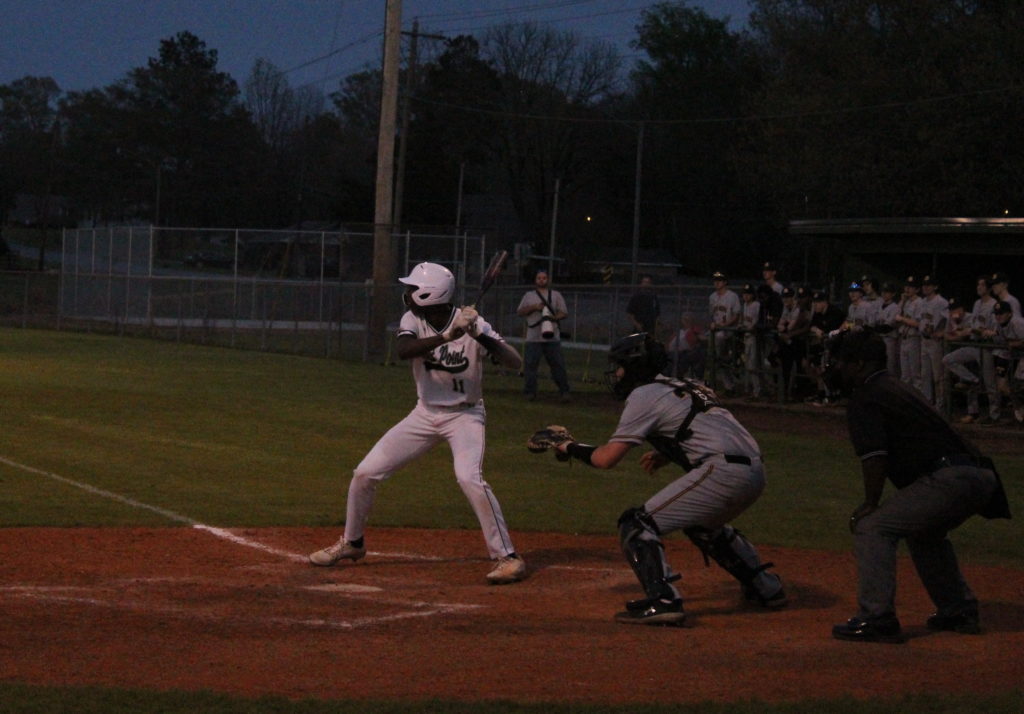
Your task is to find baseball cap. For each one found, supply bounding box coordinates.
[762,261,777,271]
[781,287,795,298]
[848,281,864,293]
[880,282,897,293]
[811,290,828,302]
[859,274,875,286]
[904,275,918,287]
[742,283,755,294]
[712,271,727,282]
[993,300,1012,316]
[988,272,1009,286]
[948,297,962,311]
[922,275,938,286]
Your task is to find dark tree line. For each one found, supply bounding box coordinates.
[1,2,1021,278]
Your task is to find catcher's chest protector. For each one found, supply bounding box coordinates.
[645,377,719,470]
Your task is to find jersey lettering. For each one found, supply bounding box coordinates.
[424,344,470,373]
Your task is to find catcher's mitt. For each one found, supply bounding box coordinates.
[527,425,574,455]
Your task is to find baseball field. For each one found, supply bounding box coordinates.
[2,327,1023,713]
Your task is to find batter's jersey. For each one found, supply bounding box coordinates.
[709,290,741,327]
[609,377,760,467]
[396,308,499,406]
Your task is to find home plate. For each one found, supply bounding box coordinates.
[305,583,383,594]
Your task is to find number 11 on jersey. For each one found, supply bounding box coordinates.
[452,378,466,393]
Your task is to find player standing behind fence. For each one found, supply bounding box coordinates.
[309,262,528,585]
[708,271,741,394]
[917,276,949,410]
[945,276,1000,424]
[895,276,923,393]
[874,283,901,378]
[739,284,762,400]
[551,333,786,626]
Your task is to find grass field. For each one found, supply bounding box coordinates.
[2,327,1022,712]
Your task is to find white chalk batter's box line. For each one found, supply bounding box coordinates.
[0,454,618,576]
[0,455,617,628]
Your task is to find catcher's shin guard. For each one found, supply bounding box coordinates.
[618,508,680,601]
[684,525,776,589]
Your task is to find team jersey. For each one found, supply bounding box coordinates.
[969,298,996,337]
[740,300,761,331]
[396,308,498,406]
[994,314,1024,360]
[995,292,1022,317]
[778,303,804,333]
[876,300,900,335]
[610,377,760,468]
[898,296,922,338]
[917,295,949,339]
[846,300,877,329]
[709,290,741,327]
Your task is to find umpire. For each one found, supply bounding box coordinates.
[829,330,1011,643]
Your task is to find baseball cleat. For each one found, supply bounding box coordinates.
[832,616,904,644]
[614,598,686,627]
[308,537,367,566]
[743,584,788,609]
[926,609,981,635]
[486,554,526,584]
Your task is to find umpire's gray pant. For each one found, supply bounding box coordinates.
[851,464,996,621]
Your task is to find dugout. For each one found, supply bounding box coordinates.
[789,217,1024,304]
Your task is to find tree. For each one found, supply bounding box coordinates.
[739,0,1024,219]
[112,31,259,225]
[479,22,623,258]
[0,76,64,268]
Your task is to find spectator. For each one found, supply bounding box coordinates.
[776,286,810,400]
[946,276,1001,425]
[666,313,706,380]
[626,274,660,334]
[991,300,1024,425]
[988,272,1021,317]
[516,269,571,401]
[895,276,923,394]
[805,290,846,405]
[874,282,902,378]
[845,282,875,331]
[762,261,784,295]
[708,271,741,394]
[918,275,949,410]
[739,284,763,400]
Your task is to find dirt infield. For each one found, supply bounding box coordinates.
[2,526,1023,704]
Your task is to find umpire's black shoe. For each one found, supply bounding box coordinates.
[926,610,981,635]
[615,598,686,627]
[832,616,904,644]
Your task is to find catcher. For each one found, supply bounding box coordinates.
[527,333,785,626]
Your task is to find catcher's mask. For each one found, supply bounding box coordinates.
[399,262,455,308]
[605,332,667,399]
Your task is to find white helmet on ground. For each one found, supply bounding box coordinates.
[399,262,456,306]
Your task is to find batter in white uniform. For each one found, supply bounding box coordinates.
[309,262,527,584]
[554,333,786,626]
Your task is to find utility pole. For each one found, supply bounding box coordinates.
[369,0,403,357]
[631,121,644,286]
[393,20,448,230]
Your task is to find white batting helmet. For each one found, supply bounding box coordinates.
[399,262,456,306]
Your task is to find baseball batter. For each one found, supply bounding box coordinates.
[552,333,786,626]
[309,262,527,584]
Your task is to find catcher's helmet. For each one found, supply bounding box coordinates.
[399,262,455,307]
[606,332,667,399]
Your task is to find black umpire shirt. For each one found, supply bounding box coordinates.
[846,369,981,489]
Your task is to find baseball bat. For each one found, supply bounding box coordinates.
[470,249,508,307]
